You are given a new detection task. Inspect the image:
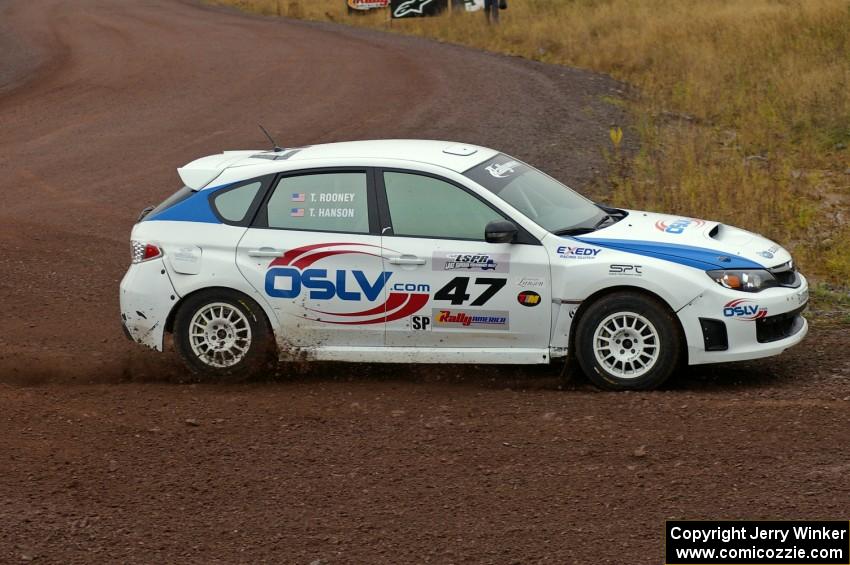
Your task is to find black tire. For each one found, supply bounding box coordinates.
[574,291,681,390]
[173,289,275,381]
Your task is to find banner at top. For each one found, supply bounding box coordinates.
[390,0,448,18]
[348,0,389,11]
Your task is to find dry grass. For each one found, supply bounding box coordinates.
[209,0,850,282]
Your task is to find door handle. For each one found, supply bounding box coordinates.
[248,247,285,258]
[388,255,426,266]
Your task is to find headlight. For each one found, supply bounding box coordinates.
[706,269,778,292]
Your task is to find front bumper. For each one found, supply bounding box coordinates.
[679,276,809,365]
[119,258,179,351]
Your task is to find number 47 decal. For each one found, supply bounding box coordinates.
[435,277,507,306]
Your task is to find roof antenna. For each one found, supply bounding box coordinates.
[258,123,284,152]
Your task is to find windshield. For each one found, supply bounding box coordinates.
[464,154,604,233]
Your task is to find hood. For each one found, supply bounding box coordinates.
[576,210,792,270]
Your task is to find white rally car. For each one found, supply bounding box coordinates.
[120,140,808,389]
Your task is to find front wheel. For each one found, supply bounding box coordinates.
[173,290,275,380]
[574,292,681,390]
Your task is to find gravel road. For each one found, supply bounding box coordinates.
[0,1,846,562]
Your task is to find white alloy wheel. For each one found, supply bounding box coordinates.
[189,302,253,368]
[592,311,661,379]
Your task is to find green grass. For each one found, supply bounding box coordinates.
[808,283,850,324]
[209,0,850,292]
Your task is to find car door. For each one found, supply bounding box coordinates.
[377,169,552,349]
[236,168,389,348]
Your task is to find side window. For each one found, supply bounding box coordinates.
[212,181,262,223]
[264,172,370,233]
[148,186,193,219]
[383,172,504,240]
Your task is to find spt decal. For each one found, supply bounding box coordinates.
[723,299,768,320]
[609,264,643,276]
[654,217,706,234]
[264,243,428,325]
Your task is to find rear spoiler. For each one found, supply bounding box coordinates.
[177,150,261,190]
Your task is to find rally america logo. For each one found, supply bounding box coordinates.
[264,243,429,325]
[433,309,509,330]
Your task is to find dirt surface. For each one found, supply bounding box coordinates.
[0,1,847,563]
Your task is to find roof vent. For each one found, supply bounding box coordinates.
[443,144,478,156]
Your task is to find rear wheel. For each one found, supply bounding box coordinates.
[173,290,275,380]
[574,292,681,390]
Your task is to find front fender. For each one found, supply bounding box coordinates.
[547,256,706,351]
[552,260,705,312]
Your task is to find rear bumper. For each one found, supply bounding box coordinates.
[119,259,179,351]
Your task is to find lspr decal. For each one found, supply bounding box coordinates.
[432,252,509,273]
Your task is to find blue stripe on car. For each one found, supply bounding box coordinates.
[574,237,764,270]
[145,184,232,223]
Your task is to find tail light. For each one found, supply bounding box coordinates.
[131,241,163,264]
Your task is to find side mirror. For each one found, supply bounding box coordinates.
[485,220,518,244]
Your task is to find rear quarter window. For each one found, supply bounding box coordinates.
[146,186,193,219]
[212,181,263,223]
